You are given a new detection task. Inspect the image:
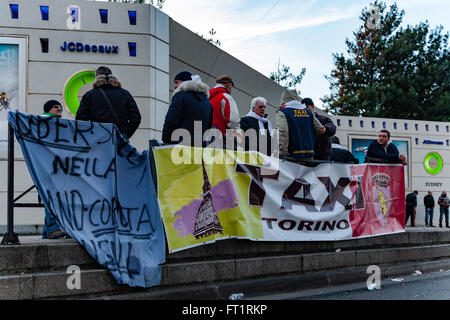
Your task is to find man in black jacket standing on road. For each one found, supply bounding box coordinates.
[406,190,418,227]
[302,98,336,161]
[76,66,142,139]
[424,191,435,227]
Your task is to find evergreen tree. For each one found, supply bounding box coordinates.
[322,1,450,121]
[270,59,306,96]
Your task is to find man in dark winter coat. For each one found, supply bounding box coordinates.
[240,96,272,155]
[330,136,359,164]
[162,71,212,147]
[405,190,418,227]
[424,191,435,227]
[302,98,336,161]
[364,130,407,165]
[76,66,141,139]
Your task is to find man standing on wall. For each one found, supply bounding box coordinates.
[405,190,418,227]
[301,97,336,161]
[364,130,407,165]
[276,89,323,161]
[162,71,212,147]
[76,66,141,139]
[240,96,272,155]
[41,100,68,239]
[424,191,435,227]
[209,74,241,149]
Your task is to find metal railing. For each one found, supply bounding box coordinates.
[1,124,44,245]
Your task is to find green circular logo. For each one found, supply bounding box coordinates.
[424,152,443,175]
[63,69,96,116]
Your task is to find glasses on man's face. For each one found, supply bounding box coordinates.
[257,105,266,109]
[52,105,62,111]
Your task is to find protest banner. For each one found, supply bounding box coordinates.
[8,110,165,288]
[153,145,405,252]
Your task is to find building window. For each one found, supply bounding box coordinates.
[371,121,375,128]
[40,5,49,20]
[415,123,419,131]
[360,120,364,128]
[436,125,439,132]
[447,140,449,147]
[415,138,419,145]
[426,124,429,131]
[404,123,408,130]
[348,119,352,127]
[99,9,108,23]
[446,125,449,132]
[382,122,386,129]
[10,4,19,19]
[128,11,137,25]
[40,38,49,53]
[393,122,397,130]
[337,119,341,126]
[128,42,136,57]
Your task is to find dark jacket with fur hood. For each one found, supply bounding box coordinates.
[76,77,141,138]
[162,79,213,146]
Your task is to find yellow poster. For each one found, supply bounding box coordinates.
[153,146,264,252]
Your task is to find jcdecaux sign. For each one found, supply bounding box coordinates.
[60,41,119,54]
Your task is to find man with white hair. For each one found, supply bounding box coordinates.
[240,97,272,155]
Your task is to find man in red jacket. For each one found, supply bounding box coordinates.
[209,75,241,149]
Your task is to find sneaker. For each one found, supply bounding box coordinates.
[439,225,443,228]
[429,225,435,227]
[48,230,67,239]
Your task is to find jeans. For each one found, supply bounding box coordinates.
[42,208,61,239]
[425,207,434,226]
[439,207,449,227]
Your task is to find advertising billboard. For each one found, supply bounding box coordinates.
[0,37,27,155]
[350,137,410,189]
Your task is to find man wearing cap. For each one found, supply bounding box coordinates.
[276,90,323,161]
[162,71,212,146]
[41,100,69,239]
[302,97,336,161]
[76,66,141,139]
[209,75,241,148]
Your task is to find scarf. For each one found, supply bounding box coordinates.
[245,110,272,136]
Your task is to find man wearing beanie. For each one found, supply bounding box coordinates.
[76,66,141,139]
[41,100,68,239]
[162,71,212,147]
[301,97,336,161]
[42,100,63,118]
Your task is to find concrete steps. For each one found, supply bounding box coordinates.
[1,229,450,299]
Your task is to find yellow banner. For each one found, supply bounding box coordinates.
[153,146,265,252]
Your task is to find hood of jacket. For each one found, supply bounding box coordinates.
[208,85,228,100]
[280,100,306,110]
[93,77,122,89]
[174,79,210,97]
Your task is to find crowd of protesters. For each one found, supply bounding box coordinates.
[39,66,449,237]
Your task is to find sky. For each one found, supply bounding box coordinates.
[159,0,450,109]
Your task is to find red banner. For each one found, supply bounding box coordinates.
[350,164,405,238]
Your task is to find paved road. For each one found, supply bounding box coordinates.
[249,270,450,300]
